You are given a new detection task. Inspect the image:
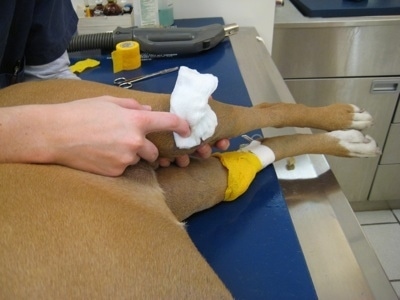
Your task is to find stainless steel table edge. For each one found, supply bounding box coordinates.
[230,27,397,300]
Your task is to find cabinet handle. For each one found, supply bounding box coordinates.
[370,80,400,94]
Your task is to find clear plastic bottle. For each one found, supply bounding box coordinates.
[158,0,173,27]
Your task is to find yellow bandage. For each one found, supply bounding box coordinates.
[111,41,141,73]
[69,59,100,74]
[213,152,263,201]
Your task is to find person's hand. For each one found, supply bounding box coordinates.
[0,96,190,176]
[51,96,192,175]
[158,139,230,167]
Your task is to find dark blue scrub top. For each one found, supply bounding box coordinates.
[0,0,78,88]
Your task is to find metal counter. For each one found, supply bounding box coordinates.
[274,0,400,27]
[273,1,400,79]
[230,27,398,299]
[272,1,400,209]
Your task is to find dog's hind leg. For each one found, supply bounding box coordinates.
[259,130,380,161]
[0,162,233,299]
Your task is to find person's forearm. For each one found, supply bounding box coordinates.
[0,105,55,164]
[0,97,191,176]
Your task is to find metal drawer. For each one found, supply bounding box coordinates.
[381,124,400,165]
[369,164,400,201]
[272,24,400,79]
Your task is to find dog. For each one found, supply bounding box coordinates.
[0,79,379,299]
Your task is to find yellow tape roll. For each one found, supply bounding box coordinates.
[111,41,141,73]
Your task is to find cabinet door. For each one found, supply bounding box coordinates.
[394,100,400,123]
[369,165,400,201]
[380,124,400,165]
[285,77,399,202]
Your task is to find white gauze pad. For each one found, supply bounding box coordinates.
[170,66,218,149]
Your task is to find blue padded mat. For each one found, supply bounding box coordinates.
[70,17,317,299]
[290,0,400,18]
[186,165,317,299]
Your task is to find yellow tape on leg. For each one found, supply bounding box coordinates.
[213,152,263,201]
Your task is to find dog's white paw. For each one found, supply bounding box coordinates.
[349,105,374,130]
[328,130,381,157]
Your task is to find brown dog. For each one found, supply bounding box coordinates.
[0,79,379,299]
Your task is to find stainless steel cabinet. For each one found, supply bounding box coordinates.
[273,2,400,204]
[370,106,400,200]
[370,165,400,201]
[272,25,400,79]
[380,123,400,165]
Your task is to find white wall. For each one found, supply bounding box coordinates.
[173,0,275,53]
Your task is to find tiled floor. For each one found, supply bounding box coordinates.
[355,209,400,299]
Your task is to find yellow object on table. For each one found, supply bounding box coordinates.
[111,41,141,73]
[69,59,100,74]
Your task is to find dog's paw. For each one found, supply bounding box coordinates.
[349,105,374,130]
[328,130,381,157]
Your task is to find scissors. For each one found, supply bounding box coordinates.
[114,66,179,89]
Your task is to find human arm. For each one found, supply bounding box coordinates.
[25,51,80,82]
[0,96,190,176]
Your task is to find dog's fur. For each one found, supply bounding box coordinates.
[0,79,379,299]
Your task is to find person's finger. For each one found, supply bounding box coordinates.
[136,139,159,162]
[158,157,172,167]
[215,139,230,151]
[137,111,190,137]
[175,155,190,167]
[194,144,212,159]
